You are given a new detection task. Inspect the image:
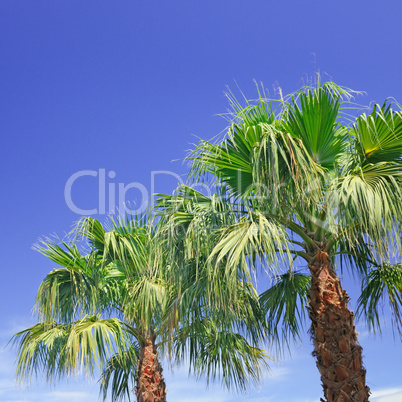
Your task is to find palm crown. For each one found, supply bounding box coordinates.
[11,214,270,401]
[158,82,402,401]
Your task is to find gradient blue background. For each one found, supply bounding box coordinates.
[1,1,402,401]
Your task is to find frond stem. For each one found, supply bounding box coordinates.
[274,248,312,262]
[281,219,318,251]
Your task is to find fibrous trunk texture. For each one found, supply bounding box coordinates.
[136,333,166,402]
[308,249,370,402]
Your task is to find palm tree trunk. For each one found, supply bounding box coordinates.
[308,249,370,402]
[136,331,166,402]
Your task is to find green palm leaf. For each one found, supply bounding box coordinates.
[357,262,402,336]
[354,102,402,164]
[282,84,345,169]
[259,271,310,345]
[175,319,271,392]
[11,316,132,383]
[100,344,140,401]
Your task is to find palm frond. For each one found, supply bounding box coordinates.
[209,212,291,284]
[357,262,402,336]
[34,237,89,271]
[35,267,97,322]
[11,316,132,383]
[34,235,127,322]
[188,98,323,210]
[259,271,310,346]
[333,161,402,255]
[282,84,345,170]
[124,276,168,328]
[100,344,139,401]
[174,319,271,392]
[353,102,402,164]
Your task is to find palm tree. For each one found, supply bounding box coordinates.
[11,214,270,401]
[157,82,402,401]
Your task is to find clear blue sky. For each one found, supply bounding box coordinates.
[1,1,402,401]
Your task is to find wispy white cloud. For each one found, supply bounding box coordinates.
[44,390,98,402]
[371,387,402,401]
[0,382,100,402]
[263,366,289,382]
[356,330,370,339]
